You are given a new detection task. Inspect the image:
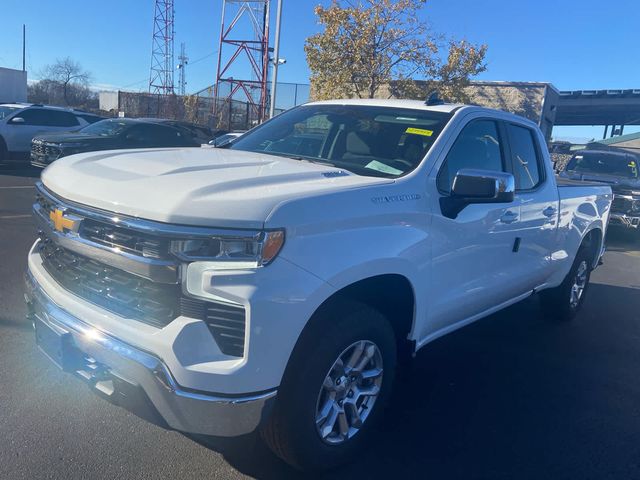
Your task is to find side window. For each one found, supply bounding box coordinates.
[126,124,172,145]
[46,111,80,127]
[437,120,504,193]
[14,108,49,126]
[507,124,542,190]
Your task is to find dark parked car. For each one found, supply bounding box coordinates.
[31,118,213,168]
[559,149,640,235]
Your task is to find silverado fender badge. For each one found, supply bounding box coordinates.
[371,193,422,204]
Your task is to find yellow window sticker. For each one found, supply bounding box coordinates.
[629,161,636,167]
[405,127,433,137]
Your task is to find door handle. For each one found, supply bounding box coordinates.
[542,206,557,218]
[500,210,519,224]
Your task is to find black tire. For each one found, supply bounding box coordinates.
[261,300,397,471]
[540,246,592,321]
[0,137,7,162]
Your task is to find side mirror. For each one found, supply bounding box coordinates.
[441,168,515,219]
[10,117,25,124]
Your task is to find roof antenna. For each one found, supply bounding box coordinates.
[425,91,444,106]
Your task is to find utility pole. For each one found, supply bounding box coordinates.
[22,24,26,72]
[177,42,188,96]
[269,0,283,118]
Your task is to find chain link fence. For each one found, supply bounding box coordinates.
[100,82,310,132]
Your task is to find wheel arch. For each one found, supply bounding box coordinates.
[582,226,604,269]
[285,274,417,378]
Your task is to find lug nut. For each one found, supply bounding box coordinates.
[347,390,354,398]
[335,378,341,385]
[338,399,344,407]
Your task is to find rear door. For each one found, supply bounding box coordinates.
[504,122,557,288]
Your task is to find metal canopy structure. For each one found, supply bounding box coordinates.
[555,90,640,128]
[149,0,175,95]
[214,0,271,126]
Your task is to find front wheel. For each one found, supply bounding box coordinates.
[0,137,7,162]
[540,247,592,321]
[261,301,397,471]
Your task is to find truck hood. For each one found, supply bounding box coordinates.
[41,147,393,229]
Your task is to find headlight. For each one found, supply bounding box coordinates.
[170,230,285,267]
[632,200,640,212]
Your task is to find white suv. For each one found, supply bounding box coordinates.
[0,104,102,162]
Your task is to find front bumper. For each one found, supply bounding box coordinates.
[610,212,640,229]
[24,271,276,437]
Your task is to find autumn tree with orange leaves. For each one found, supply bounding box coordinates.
[305,0,487,102]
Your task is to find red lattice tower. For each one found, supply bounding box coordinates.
[149,0,175,95]
[214,0,270,126]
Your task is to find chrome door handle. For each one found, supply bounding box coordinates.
[500,211,519,224]
[542,206,557,218]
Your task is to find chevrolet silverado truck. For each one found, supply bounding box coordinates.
[25,100,612,470]
[560,149,639,236]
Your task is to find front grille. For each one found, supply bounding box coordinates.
[35,186,248,357]
[39,237,247,356]
[35,190,57,217]
[612,196,634,214]
[39,238,180,328]
[81,220,167,259]
[31,142,61,163]
[35,191,169,260]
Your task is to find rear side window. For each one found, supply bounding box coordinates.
[77,114,102,125]
[507,124,543,190]
[126,124,184,146]
[17,108,79,127]
[47,110,80,127]
[437,120,505,193]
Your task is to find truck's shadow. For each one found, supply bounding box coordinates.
[187,276,640,479]
[0,163,40,179]
[606,229,639,253]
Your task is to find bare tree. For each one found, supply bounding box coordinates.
[39,57,91,106]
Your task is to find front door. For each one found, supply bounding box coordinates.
[5,108,80,152]
[422,118,524,339]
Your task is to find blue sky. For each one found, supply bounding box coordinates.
[1,0,638,140]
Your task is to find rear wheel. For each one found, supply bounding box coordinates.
[261,301,397,470]
[540,246,592,321]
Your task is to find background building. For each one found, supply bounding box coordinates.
[0,66,27,103]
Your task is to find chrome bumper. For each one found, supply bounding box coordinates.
[610,212,640,229]
[24,271,276,437]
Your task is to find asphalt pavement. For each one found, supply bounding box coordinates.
[1,163,639,479]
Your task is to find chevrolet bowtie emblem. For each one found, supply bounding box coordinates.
[49,208,77,233]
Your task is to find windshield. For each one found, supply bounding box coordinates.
[229,104,450,178]
[79,119,133,136]
[0,106,21,120]
[566,152,638,179]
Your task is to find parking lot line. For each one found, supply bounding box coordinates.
[0,214,32,219]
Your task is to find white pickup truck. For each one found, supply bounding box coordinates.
[25,99,612,470]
